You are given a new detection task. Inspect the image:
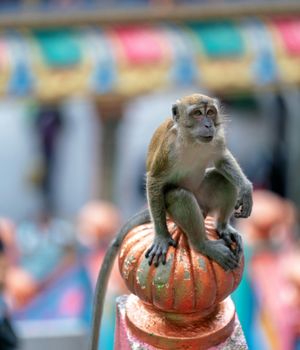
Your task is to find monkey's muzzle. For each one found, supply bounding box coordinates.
[199,135,213,143]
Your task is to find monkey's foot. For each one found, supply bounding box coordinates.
[217,224,243,259]
[201,239,239,271]
[145,236,177,267]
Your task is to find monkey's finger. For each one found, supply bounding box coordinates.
[220,264,230,272]
[221,257,238,271]
[146,245,158,265]
[230,232,242,245]
[234,211,243,218]
[242,199,253,217]
[234,200,242,210]
[238,208,250,218]
[244,205,252,217]
[145,245,155,258]
[225,248,240,267]
[168,238,177,248]
[154,249,162,267]
[241,203,248,215]
[228,249,239,262]
[235,245,243,260]
[162,251,167,265]
[227,259,239,270]
[222,235,233,247]
[233,235,243,257]
[148,251,157,266]
[225,252,240,269]
[221,249,239,270]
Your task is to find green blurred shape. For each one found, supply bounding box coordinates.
[188,21,245,58]
[33,29,82,67]
[232,244,255,347]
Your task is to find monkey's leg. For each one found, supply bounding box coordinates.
[197,169,243,258]
[145,176,177,266]
[165,188,239,271]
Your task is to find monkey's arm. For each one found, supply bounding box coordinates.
[147,175,169,237]
[215,149,253,218]
[89,209,150,350]
[145,175,176,266]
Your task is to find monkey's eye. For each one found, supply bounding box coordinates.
[193,110,202,117]
[207,109,216,117]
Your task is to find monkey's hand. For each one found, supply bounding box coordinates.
[201,239,240,271]
[234,183,253,218]
[145,235,177,267]
[217,224,243,259]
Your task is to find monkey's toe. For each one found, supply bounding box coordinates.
[203,239,239,271]
[168,237,177,248]
[221,232,243,258]
[145,245,158,265]
[145,244,154,259]
[221,254,239,271]
[154,248,163,267]
[234,199,252,218]
[145,243,164,266]
[234,210,250,219]
[145,237,176,267]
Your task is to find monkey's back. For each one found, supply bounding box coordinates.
[146,118,175,177]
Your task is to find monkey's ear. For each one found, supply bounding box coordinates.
[213,98,220,109]
[172,104,179,122]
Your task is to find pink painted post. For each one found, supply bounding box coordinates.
[115,296,248,350]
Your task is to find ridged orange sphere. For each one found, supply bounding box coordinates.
[119,217,244,314]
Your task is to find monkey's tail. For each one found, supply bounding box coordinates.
[89,208,151,350]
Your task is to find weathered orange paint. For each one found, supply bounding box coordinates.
[118,216,244,349]
[119,217,244,314]
[125,294,236,349]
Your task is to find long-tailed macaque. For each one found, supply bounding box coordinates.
[89,93,253,350]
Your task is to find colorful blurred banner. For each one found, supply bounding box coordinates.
[188,20,246,58]
[0,18,298,98]
[84,29,117,94]
[107,26,171,95]
[33,29,82,67]
[273,19,300,56]
[163,25,198,86]
[270,18,300,85]
[187,20,254,91]
[7,32,33,96]
[242,19,278,86]
[0,38,11,96]
[31,29,91,100]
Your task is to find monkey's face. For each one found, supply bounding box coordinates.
[172,95,220,144]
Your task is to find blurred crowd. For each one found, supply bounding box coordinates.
[0,198,126,350]
[0,1,299,350]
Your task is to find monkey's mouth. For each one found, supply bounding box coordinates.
[199,135,213,143]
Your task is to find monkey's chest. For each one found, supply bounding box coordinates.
[172,156,212,192]
[178,169,206,191]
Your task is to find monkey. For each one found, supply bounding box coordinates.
[144,93,252,267]
[89,93,253,350]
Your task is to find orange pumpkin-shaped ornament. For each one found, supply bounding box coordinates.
[119,216,244,350]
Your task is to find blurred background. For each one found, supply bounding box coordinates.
[0,0,299,349]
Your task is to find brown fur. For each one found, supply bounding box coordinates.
[145,93,252,267]
[180,93,216,106]
[146,118,174,176]
[146,94,222,180]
